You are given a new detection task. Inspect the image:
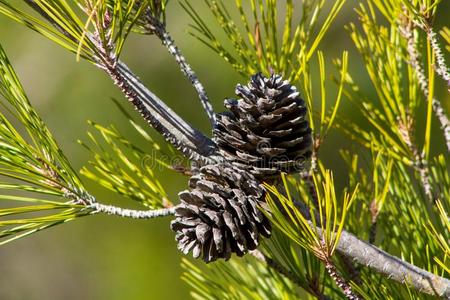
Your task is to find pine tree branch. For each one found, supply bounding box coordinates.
[23,1,218,164]
[400,20,450,152]
[411,148,433,201]
[89,203,175,219]
[335,229,450,298]
[291,193,450,297]
[65,187,175,220]
[398,115,434,201]
[419,23,450,92]
[324,259,361,300]
[10,4,449,298]
[105,59,217,163]
[41,161,175,221]
[148,16,216,127]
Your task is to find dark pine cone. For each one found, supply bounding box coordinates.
[170,164,271,263]
[214,72,312,178]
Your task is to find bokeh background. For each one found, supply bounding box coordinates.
[0,1,448,299]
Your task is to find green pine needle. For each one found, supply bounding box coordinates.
[0,0,169,62]
[262,230,333,297]
[79,120,172,209]
[0,42,92,245]
[183,0,347,81]
[182,256,302,300]
[264,171,358,260]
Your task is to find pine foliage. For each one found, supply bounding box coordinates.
[79,119,171,209]
[182,0,346,82]
[0,0,448,299]
[182,256,304,300]
[0,43,90,244]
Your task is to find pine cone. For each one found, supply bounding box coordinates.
[214,73,312,178]
[170,164,271,263]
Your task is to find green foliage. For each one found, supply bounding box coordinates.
[0,43,90,244]
[0,0,97,61]
[182,256,303,300]
[183,0,346,81]
[180,0,449,298]
[261,230,332,298]
[0,0,448,299]
[264,171,357,260]
[0,0,168,61]
[339,9,418,163]
[335,0,449,274]
[79,117,172,209]
[300,50,348,151]
[428,155,450,273]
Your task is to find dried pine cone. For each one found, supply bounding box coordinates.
[214,72,312,178]
[170,164,271,263]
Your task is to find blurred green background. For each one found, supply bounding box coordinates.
[0,1,448,300]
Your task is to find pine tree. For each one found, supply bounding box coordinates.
[0,0,449,299]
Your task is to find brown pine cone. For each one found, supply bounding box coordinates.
[170,164,271,263]
[214,72,312,178]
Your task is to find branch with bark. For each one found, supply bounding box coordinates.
[24,0,218,163]
[399,17,450,153]
[106,59,217,162]
[336,230,450,298]
[146,14,216,127]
